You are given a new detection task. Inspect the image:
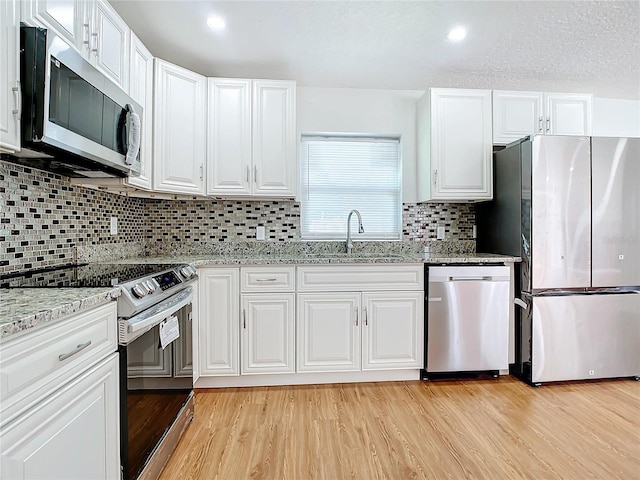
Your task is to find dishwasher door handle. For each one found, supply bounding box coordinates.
[427,297,442,302]
[447,276,493,281]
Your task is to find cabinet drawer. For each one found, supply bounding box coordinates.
[297,265,424,292]
[241,266,295,292]
[0,302,118,427]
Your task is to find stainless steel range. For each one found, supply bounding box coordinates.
[114,264,197,480]
[2,263,198,480]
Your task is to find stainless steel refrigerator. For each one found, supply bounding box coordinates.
[477,135,640,385]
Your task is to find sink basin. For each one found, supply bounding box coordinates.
[301,253,403,259]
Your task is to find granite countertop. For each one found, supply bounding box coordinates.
[0,252,519,341]
[0,287,121,341]
[104,252,521,266]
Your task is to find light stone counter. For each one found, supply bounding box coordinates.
[103,252,520,266]
[0,287,120,340]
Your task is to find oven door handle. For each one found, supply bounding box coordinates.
[118,287,194,345]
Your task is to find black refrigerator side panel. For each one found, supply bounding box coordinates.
[520,140,533,294]
[476,144,523,257]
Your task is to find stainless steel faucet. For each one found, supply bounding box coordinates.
[346,209,364,254]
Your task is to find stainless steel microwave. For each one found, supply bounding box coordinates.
[12,26,142,178]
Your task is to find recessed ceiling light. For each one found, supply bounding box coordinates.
[447,26,467,42]
[207,15,226,31]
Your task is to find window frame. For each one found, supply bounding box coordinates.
[299,134,403,241]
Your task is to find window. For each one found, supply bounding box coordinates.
[300,136,401,240]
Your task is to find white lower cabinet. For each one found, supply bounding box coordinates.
[362,292,424,370]
[297,291,423,373]
[241,294,295,374]
[197,264,425,386]
[0,352,120,480]
[297,293,361,372]
[0,302,120,480]
[198,268,240,376]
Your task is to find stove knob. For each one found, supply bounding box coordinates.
[132,283,147,298]
[188,265,197,276]
[144,280,156,293]
[180,267,192,279]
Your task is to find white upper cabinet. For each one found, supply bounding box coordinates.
[492,91,544,144]
[417,88,493,202]
[545,93,592,136]
[493,90,593,144]
[153,59,207,195]
[207,79,252,195]
[0,0,20,153]
[126,32,153,190]
[87,0,129,91]
[207,78,296,198]
[252,80,297,197]
[21,0,85,49]
[22,0,130,92]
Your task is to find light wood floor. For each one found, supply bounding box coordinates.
[159,376,640,480]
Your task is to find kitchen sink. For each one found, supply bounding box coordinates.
[301,253,404,258]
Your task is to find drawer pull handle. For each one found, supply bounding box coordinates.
[256,278,277,282]
[58,341,92,361]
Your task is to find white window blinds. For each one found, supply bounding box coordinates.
[300,136,401,240]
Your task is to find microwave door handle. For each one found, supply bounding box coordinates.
[117,107,127,156]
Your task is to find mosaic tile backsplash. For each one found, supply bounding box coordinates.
[1,161,476,273]
[1,162,146,274]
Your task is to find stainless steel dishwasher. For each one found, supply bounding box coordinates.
[425,265,510,376]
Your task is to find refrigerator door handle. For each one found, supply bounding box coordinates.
[514,298,527,310]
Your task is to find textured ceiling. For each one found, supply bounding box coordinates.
[111,0,640,99]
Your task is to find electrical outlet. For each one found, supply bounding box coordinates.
[472,225,477,239]
[110,217,118,235]
[436,226,445,240]
[256,226,265,241]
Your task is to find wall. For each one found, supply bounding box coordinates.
[0,161,146,274]
[297,87,423,203]
[1,160,475,274]
[592,97,640,137]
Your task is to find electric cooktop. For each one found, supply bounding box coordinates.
[0,263,184,289]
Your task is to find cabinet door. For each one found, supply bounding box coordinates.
[127,32,153,190]
[252,80,297,197]
[0,0,20,152]
[431,89,493,200]
[241,294,295,374]
[362,292,424,370]
[492,91,544,145]
[199,268,239,376]
[153,59,206,194]
[0,353,120,480]
[545,93,592,136]
[126,328,172,378]
[207,78,252,195]
[297,293,360,372]
[22,0,85,50]
[174,303,194,377]
[90,0,129,90]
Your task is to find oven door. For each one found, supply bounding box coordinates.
[118,290,194,480]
